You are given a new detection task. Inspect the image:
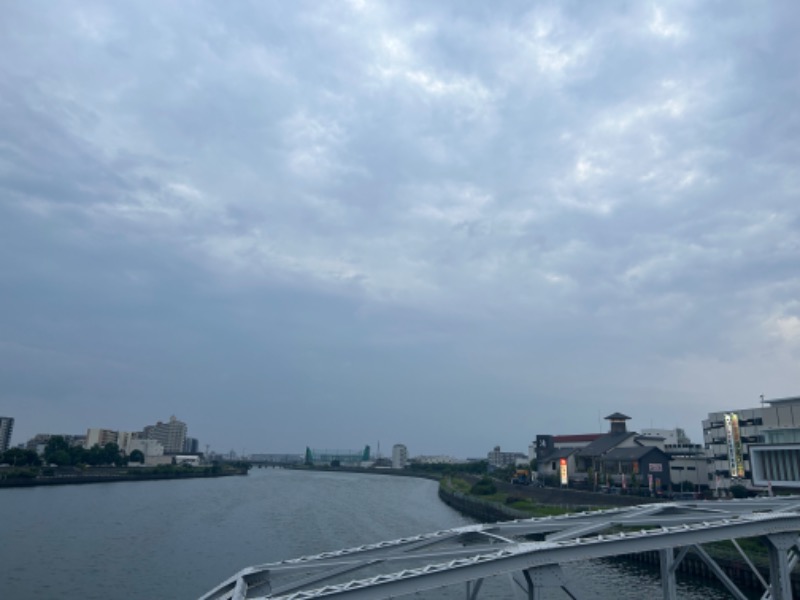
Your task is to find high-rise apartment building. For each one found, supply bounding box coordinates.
[183,437,199,454]
[142,415,187,454]
[85,428,119,449]
[392,444,408,469]
[0,417,14,452]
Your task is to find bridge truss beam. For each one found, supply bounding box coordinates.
[201,497,800,600]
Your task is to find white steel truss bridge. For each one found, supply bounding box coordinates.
[201,496,800,600]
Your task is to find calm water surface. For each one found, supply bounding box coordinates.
[0,469,747,599]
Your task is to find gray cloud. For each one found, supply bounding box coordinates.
[1,1,798,455]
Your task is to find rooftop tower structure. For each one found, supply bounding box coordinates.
[605,412,631,434]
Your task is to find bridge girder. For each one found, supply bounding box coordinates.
[201,497,800,600]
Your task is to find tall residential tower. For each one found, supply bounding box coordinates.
[0,417,15,452]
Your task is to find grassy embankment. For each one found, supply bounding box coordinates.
[441,475,574,518]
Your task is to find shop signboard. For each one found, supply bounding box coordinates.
[725,413,745,478]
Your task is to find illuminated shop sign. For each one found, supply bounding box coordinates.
[725,413,745,478]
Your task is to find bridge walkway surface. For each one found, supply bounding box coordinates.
[201,496,800,600]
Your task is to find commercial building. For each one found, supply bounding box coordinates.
[536,413,671,491]
[703,395,800,490]
[392,444,408,469]
[534,434,603,483]
[0,417,14,452]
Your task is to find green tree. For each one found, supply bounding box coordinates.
[50,450,71,466]
[44,436,71,465]
[129,450,145,464]
[68,444,86,465]
[102,442,125,466]
[86,445,104,466]
[1,448,41,467]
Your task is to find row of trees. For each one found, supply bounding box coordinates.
[43,436,147,466]
[0,448,41,466]
[1,436,146,468]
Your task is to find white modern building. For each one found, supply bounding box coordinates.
[127,438,165,458]
[391,444,408,469]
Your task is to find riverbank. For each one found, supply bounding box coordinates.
[0,464,249,488]
[280,463,442,481]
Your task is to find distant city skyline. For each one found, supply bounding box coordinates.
[2,3,799,457]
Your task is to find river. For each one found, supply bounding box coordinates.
[0,468,749,599]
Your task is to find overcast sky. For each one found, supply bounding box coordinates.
[1,1,799,457]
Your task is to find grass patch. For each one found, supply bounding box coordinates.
[440,475,594,518]
[446,477,471,493]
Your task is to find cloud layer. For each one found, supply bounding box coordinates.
[2,1,799,455]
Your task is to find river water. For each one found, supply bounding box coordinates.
[0,468,748,599]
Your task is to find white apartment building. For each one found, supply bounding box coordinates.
[142,415,187,454]
[85,428,119,449]
[391,444,408,469]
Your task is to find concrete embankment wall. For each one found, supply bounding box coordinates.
[438,485,529,522]
[282,465,442,481]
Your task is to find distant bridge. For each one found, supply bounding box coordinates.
[201,496,800,600]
